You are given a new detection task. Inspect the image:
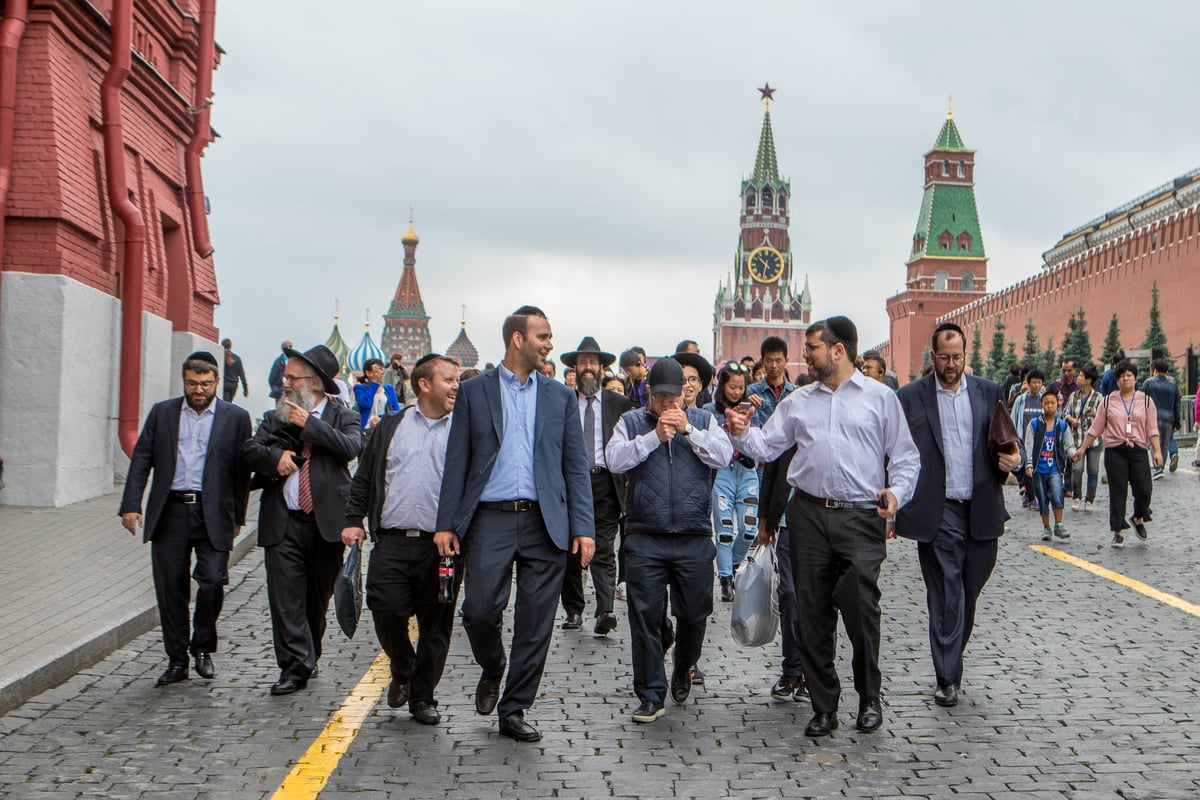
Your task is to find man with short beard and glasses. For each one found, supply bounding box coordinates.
[558,337,632,635]
[120,351,252,687]
[727,317,920,738]
[242,344,361,696]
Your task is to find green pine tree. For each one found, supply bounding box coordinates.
[1100,312,1122,366]
[1070,308,1094,366]
[970,324,984,377]
[1022,319,1040,364]
[1005,340,1019,372]
[1139,282,1176,377]
[1058,312,1078,364]
[986,320,1008,382]
[1039,337,1058,379]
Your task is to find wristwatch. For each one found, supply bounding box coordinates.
[682,423,695,437]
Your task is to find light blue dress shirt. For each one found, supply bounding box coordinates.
[480,364,538,502]
[171,399,216,491]
[936,379,975,500]
[381,407,452,531]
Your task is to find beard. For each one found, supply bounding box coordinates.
[577,370,601,397]
[808,356,834,383]
[275,386,319,422]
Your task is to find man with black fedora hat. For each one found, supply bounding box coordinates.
[559,336,632,634]
[242,344,362,695]
[120,350,252,687]
[728,316,920,737]
[606,356,732,723]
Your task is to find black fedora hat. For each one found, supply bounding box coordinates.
[561,336,615,369]
[672,352,713,388]
[283,344,341,395]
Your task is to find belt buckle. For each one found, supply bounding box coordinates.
[515,500,532,512]
[823,497,838,509]
[405,529,420,537]
[181,492,198,505]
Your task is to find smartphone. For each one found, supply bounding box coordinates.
[291,454,308,466]
[737,402,753,413]
[875,494,890,510]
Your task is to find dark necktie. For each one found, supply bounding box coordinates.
[298,442,313,514]
[585,396,596,467]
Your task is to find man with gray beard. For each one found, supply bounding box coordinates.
[559,337,631,635]
[242,344,362,695]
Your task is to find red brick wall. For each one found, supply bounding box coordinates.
[1,0,219,339]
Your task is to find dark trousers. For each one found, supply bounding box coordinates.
[916,501,998,687]
[151,501,229,666]
[625,533,715,705]
[263,515,344,682]
[562,471,621,617]
[785,499,886,713]
[1104,445,1154,532]
[222,382,238,402]
[461,508,564,717]
[367,532,462,707]
[774,526,804,679]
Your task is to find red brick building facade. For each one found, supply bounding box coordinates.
[0,0,222,506]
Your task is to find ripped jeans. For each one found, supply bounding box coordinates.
[711,461,759,579]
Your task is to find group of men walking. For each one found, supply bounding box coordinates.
[120,307,1029,741]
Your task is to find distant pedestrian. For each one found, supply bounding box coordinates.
[607,357,732,724]
[221,339,248,402]
[382,353,409,405]
[1098,349,1124,396]
[119,351,252,688]
[675,340,713,406]
[241,344,362,695]
[563,367,577,389]
[268,340,291,400]
[341,354,461,725]
[728,316,921,737]
[1064,362,1103,511]
[745,336,795,428]
[621,349,649,409]
[1010,368,1047,510]
[1023,392,1075,541]
[1141,359,1181,477]
[1075,360,1162,547]
[354,358,401,431]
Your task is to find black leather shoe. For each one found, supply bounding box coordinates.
[498,713,541,742]
[856,698,883,732]
[270,677,307,696]
[561,613,583,630]
[720,577,735,603]
[475,674,501,715]
[387,680,410,709]
[155,665,188,687]
[594,613,618,635]
[670,665,692,704]
[410,700,441,725]
[193,652,214,680]
[934,683,959,707]
[804,711,838,737]
[631,700,666,723]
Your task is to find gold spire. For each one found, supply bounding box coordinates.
[947,95,954,120]
[334,298,339,324]
[364,308,370,331]
[461,304,467,328]
[401,215,419,246]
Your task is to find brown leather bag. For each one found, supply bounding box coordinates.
[988,399,1020,457]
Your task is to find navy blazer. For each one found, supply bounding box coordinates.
[436,369,594,550]
[119,397,253,551]
[896,374,1021,543]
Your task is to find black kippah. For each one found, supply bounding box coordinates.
[413,353,443,369]
[825,316,858,345]
[185,350,219,368]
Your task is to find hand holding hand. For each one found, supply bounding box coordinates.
[655,416,676,442]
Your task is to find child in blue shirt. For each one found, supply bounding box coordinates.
[1023,392,1076,541]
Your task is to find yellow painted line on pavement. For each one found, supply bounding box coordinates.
[270,650,391,800]
[1032,545,1200,618]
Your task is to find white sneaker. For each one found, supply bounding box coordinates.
[614,582,626,602]
[1085,501,1095,512]
[1071,499,1081,512]
[1152,469,1164,481]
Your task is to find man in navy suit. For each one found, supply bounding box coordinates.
[435,305,595,743]
[120,351,252,687]
[895,323,1024,707]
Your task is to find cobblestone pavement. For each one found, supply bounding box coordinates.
[1,468,1198,799]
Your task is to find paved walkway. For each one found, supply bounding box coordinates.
[0,490,258,714]
[1,469,1198,798]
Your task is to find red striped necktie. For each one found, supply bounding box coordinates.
[298,442,313,514]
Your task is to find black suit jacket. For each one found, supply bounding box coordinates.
[896,374,1021,543]
[119,397,252,551]
[436,369,594,550]
[241,401,362,545]
[590,389,633,514]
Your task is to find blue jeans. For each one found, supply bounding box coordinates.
[1031,470,1064,512]
[711,462,759,579]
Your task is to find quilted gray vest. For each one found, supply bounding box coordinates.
[621,407,714,534]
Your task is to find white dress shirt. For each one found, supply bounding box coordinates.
[606,408,733,474]
[380,406,452,531]
[936,378,975,500]
[171,399,216,491]
[733,370,920,510]
[284,399,327,511]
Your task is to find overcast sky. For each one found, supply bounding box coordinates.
[207,1,1199,408]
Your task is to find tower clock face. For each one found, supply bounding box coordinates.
[748,246,783,283]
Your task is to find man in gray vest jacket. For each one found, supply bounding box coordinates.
[606,357,733,724]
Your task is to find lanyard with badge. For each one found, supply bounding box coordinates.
[1120,393,1135,436]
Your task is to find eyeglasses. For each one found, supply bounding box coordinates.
[685,376,702,385]
[724,361,750,374]
[934,354,965,364]
[184,380,216,390]
[282,374,314,384]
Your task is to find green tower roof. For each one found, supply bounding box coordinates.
[753,108,778,182]
[931,116,967,152]
[910,184,986,262]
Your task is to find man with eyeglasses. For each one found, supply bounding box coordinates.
[120,351,252,687]
[727,317,920,737]
[894,323,1023,709]
[242,344,362,695]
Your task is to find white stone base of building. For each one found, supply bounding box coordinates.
[0,272,217,507]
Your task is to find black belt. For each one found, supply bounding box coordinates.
[946,498,970,505]
[168,491,201,504]
[795,489,878,511]
[378,527,434,538]
[477,499,539,512]
[589,466,608,476]
[288,508,316,521]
